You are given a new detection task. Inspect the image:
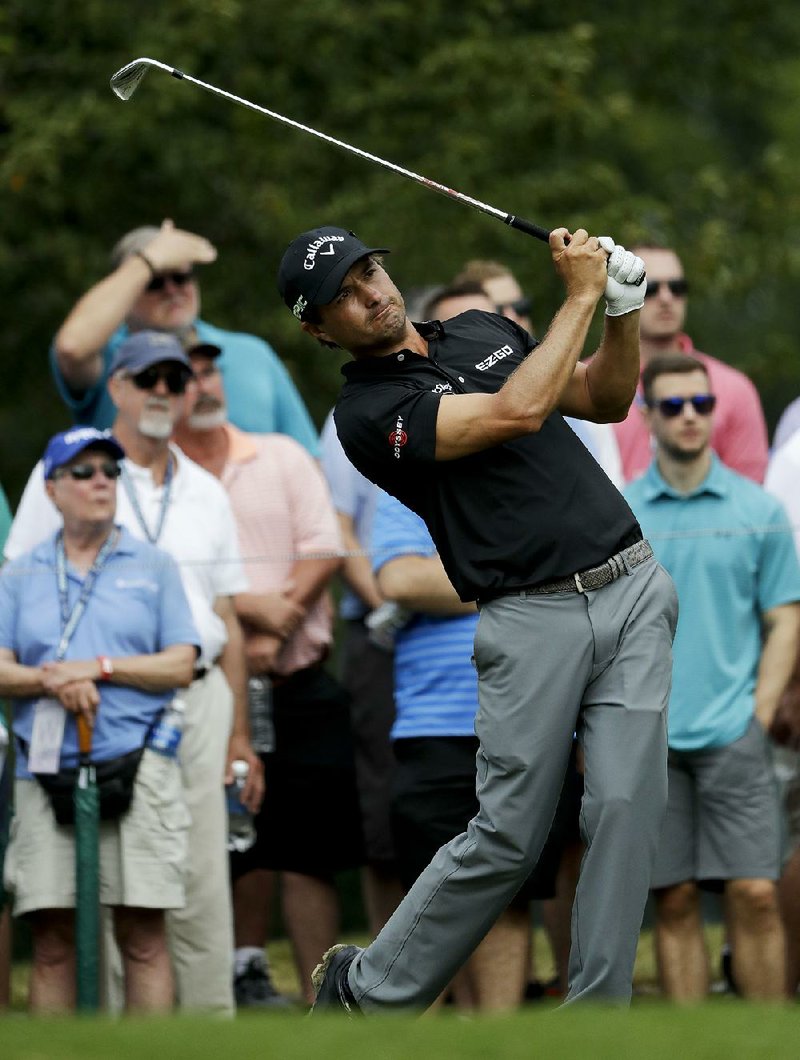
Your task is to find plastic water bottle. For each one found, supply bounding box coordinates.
[248,676,275,754]
[365,601,411,651]
[227,759,256,853]
[146,696,186,758]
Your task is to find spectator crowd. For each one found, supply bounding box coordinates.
[1,222,799,1015]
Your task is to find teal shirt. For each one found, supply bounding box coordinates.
[624,456,800,750]
[49,319,319,455]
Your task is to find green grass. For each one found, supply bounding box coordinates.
[5,926,795,1059]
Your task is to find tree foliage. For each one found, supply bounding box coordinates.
[2,1,800,500]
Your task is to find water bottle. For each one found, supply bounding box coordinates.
[146,696,186,758]
[365,601,411,651]
[248,676,275,754]
[227,759,256,853]
[0,719,8,781]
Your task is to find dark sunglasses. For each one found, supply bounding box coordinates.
[54,461,122,482]
[145,269,194,293]
[129,365,192,394]
[496,296,533,317]
[649,394,716,418]
[643,278,689,300]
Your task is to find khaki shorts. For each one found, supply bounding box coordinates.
[3,749,190,917]
[652,717,782,890]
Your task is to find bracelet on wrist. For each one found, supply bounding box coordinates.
[97,655,114,682]
[132,249,156,280]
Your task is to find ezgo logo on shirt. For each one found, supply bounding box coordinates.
[475,344,514,371]
[389,416,407,459]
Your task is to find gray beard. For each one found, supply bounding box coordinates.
[187,405,227,431]
[137,410,174,439]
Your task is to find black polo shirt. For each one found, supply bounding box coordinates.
[334,311,641,602]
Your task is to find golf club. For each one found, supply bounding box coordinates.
[110,57,552,243]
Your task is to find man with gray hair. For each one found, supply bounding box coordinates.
[50,219,319,453]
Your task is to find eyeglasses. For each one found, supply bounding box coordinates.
[649,394,716,418]
[145,269,194,293]
[643,278,689,300]
[495,296,533,317]
[54,461,122,482]
[128,365,192,394]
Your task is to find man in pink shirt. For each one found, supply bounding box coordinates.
[173,338,364,1007]
[613,245,768,483]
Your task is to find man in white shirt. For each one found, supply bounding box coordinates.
[5,331,264,1014]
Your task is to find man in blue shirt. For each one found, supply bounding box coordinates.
[0,427,199,1013]
[624,353,800,1002]
[50,220,319,453]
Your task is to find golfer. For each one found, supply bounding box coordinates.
[278,225,678,1011]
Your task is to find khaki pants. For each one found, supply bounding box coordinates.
[105,666,235,1014]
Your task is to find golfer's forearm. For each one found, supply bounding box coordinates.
[107,645,196,691]
[54,256,153,383]
[583,312,641,421]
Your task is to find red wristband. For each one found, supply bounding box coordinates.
[97,655,114,681]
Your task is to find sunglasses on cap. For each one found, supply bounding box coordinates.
[643,278,689,300]
[649,394,716,418]
[128,365,192,394]
[53,461,122,482]
[145,269,195,293]
[495,296,533,317]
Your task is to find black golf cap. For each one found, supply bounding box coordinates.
[277,226,390,321]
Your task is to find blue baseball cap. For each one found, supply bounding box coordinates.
[109,330,192,376]
[43,428,125,480]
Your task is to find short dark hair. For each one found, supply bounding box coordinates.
[641,354,709,405]
[422,280,491,319]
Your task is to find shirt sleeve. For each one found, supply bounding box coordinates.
[773,397,800,451]
[277,438,343,556]
[714,373,769,484]
[755,496,800,612]
[48,341,108,421]
[154,549,201,654]
[371,489,437,575]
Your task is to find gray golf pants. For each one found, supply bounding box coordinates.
[348,555,678,1011]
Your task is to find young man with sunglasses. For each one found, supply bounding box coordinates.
[0,427,199,1013]
[613,244,768,484]
[624,353,800,1002]
[50,219,319,453]
[5,331,264,1014]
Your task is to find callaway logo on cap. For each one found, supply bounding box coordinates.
[277,226,390,321]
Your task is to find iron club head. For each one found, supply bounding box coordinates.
[110,57,177,101]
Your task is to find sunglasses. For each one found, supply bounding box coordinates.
[649,394,716,418]
[54,461,122,482]
[495,296,533,317]
[643,278,689,300]
[145,269,194,293]
[128,365,192,394]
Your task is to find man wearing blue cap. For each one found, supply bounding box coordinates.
[5,330,264,1014]
[0,427,199,1013]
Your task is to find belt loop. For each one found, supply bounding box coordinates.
[619,545,633,576]
[574,571,585,593]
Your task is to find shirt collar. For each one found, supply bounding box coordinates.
[641,453,729,502]
[224,423,258,464]
[341,321,439,378]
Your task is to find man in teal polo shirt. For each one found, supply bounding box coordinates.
[50,220,319,453]
[625,353,800,1002]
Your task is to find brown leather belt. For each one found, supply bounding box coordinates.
[519,539,653,596]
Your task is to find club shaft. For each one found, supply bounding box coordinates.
[165,67,549,242]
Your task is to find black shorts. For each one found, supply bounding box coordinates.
[340,621,397,866]
[229,665,365,881]
[391,736,565,900]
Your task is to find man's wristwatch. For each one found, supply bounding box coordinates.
[97,655,114,681]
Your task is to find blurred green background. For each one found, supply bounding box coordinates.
[2,0,800,501]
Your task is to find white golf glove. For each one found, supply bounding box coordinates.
[598,237,646,316]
